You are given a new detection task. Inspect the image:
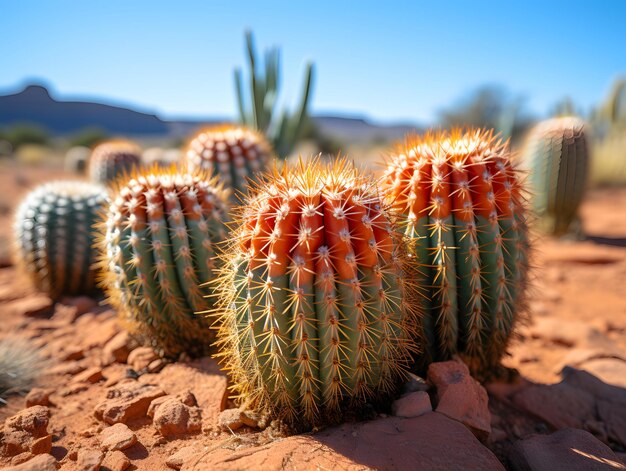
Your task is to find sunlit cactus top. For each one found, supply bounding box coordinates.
[380,129,529,377]
[89,140,142,184]
[184,125,273,196]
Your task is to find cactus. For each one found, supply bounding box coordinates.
[13,181,109,299]
[522,117,590,236]
[234,31,314,159]
[184,125,273,200]
[98,167,230,358]
[380,129,529,377]
[89,140,142,184]
[213,157,418,431]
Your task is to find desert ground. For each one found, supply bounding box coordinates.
[1,161,625,470]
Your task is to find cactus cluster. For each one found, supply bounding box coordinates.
[98,167,230,358]
[522,117,590,236]
[14,181,109,299]
[184,125,272,199]
[380,129,529,376]
[213,157,418,430]
[89,140,142,184]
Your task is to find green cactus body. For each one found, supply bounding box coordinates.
[380,129,529,377]
[184,125,272,200]
[213,158,418,430]
[89,141,142,184]
[99,168,230,358]
[14,181,109,299]
[523,117,589,236]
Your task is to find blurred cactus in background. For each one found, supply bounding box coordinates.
[234,31,314,159]
[213,157,418,430]
[142,147,181,169]
[14,181,109,299]
[184,125,272,200]
[64,146,90,174]
[89,140,142,184]
[380,129,530,378]
[522,117,590,236]
[99,167,230,358]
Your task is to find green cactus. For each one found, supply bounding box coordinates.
[98,166,230,358]
[14,181,109,299]
[213,157,418,431]
[89,140,142,184]
[234,30,314,159]
[523,117,590,236]
[380,129,530,378]
[184,125,273,200]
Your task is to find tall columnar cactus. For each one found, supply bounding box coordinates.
[380,129,530,377]
[98,167,230,358]
[234,30,314,158]
[89,140,142,184]
[14,181,109,299]
[213,157,418,431]
[184,125,272,199]
[522,117,589,236]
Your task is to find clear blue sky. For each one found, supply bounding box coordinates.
[1,0,625,124]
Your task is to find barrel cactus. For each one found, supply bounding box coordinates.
[184,125,272,199]
[14,181,109,299]
[380,129,530,377]
[213,157,418,431]
[89,140,142,184]
[98,167,230,358]
[522,117,589,236]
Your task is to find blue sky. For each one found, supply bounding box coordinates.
[1,1,625,124]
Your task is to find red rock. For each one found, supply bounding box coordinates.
[101,332,133,366]
[190,412,504,471]
[25,388,53,407]
[427,361,491,440]
[578,358,626,388]
[147,358,166,373]
[61,346,85,361]
[77,448,104,471]
[392,391,432,418]
[561,366,626,407]
[77,314,119,349]
[166,446,201,470]
[101,450,130,471]
[4,454,56,471]
[147,390,197,418]
[512,382,595,430]
[99,423,137,451]
[217,409,245,432]
[598,399,626,448]
[9,452,34,466]
[127,347,158,371]
[1,406,51,457]
[49,360,86,376]
[6,295,54,318]
[29,435,52,455]
[153,397,202,437]
[72,367,104,384]
[509,428,626,471]
[61,296,98,316]
[94,381,166,425]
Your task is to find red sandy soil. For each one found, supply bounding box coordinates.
[1,164,626,470]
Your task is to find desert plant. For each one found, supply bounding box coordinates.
[213,157,418,431]
[184,125,273,200]
[89,140,142,184]
[64,146,90,174]
[380,129,530,377]
[522,117,590,236]
[98,166,230,358]
[234,31,314,158]
[13,181,109,299]
[0,337,46,403]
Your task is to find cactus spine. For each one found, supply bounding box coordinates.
[380,129,529,377]
[523,117,589,236]
[213,157,418,430]
[89,140,142,184]
[14,181,109,299]
[99,167,230,358]
[184,125,272,200]
[234,31,314,159]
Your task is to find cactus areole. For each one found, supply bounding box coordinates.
[380,129,530,377]
[213,157,418,430]
[99,167,230,358]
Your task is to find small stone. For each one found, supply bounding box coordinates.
[59,384,89,397]
[153,397,202,437]
[94,382,166,425]
[49,361,86,376]
[72,367,104,384]
[62,296,98,316]
[4,454,57,471]
[392,391,432,418]
[401,372,430,395]
[147,358,166,373]
[10,452,34,466]
[99,423,137,451]
[25,388,53,407]
[218,408,244,431]
[77,448,104,471]
[7,295,54,318]
[240,410,261,429]
[1,406,51,457]
[166,446,200,470]
[101,450,130,471]
[428,361,491,440]
[61,346,85,361]
[29,435,52,455]
[127,347,158,371]
[598,399,626,448]
[101,332,133,366]
[490,427,508,443]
